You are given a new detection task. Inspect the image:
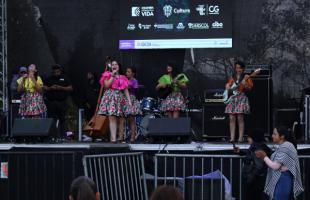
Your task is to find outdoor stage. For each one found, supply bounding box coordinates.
[0,142,310,200]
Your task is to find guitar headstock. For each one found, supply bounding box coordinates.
[251,68,261,76]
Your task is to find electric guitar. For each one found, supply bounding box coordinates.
[223,68,261,104]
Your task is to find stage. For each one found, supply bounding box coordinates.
[1,141,310,152]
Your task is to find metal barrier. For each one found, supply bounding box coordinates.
[83,152,148,200]
[154,154,310,200]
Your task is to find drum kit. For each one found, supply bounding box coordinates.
[135,97,163,139]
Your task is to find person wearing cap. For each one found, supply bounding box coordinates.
[233,129,271,200]
[10,66,28,100]
[43,64,73,139]
[17,64,46,117]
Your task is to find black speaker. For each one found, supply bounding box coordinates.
[148,117,191,136]
[246,78,272,136]
[203,104,229,137]
[12,118,56,137]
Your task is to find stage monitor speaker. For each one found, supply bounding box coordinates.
[12,118,56,137]
[203,104,229,138]
[147,117,191,136]
[246,78,272,136]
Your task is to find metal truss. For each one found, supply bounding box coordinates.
[0,0,7,113]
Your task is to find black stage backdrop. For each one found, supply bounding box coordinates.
[7,0,310,130]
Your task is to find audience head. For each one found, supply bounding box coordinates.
[69,176,100,200]
[150,185,184,200]
[52,64,63,77]
[28,64,37,72]
[273,126,296,148]
[19,66,27,77]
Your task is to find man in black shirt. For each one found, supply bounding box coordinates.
[44,64,73,139]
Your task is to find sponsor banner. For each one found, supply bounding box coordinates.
[120,39,232,49]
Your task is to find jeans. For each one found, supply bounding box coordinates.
[273,171,293,200]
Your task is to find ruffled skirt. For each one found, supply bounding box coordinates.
[19,92,47,116]
[123,95,142,116]
[98,89,125,116]
[225,93,250,114]
[160,91,186,112]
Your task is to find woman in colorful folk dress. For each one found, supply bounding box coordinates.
[124,67,142,143]
[17,64,46,118]
[155,63,188,118]
[98,60,131,143]
[225,61,253,142]
[255,127,303,200]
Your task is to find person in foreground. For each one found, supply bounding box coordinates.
[150,184,184,200]
[255,126,304,200]
[69,176,100,200]
[233,129,271,200]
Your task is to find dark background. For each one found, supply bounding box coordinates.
[7,0,310,134]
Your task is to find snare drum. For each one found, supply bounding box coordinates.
[141,97,157,111]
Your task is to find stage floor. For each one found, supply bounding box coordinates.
[1,142,310,152]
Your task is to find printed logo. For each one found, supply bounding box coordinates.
[141,6,154,16]
[176,23,185,30]
[138,23,152,30]
[196,5,206,15]
[127,24,135,31]
[163,5,173,18]
[212,21,223,28]
[188,23,209,30]
[196,5,219,15]
[131,7,140,17]
[212,116,226,120]
[154,23,174,30]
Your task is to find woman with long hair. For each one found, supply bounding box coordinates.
[17,64,46,117]
[98,60,131,143]
[124,66,142,143]
[156,62,188,118]
[69,176,100,200]
[225,61,253,142]
[255,126,304,200]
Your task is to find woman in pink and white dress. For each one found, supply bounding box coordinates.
[98,60,132,143]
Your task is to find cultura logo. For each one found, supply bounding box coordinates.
[131,7,140,17]
[163,5,173,18]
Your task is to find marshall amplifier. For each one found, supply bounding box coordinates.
[204,89,225,104]
[203,104,229,138]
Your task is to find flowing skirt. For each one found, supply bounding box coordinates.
[98,89,126,116]
[225,93,250,114]
[19,92,47,116]
[160,91,186,112]
[123,95,142,116]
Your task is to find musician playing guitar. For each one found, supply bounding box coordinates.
[155,62,189,118]
[225,61,253,143]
